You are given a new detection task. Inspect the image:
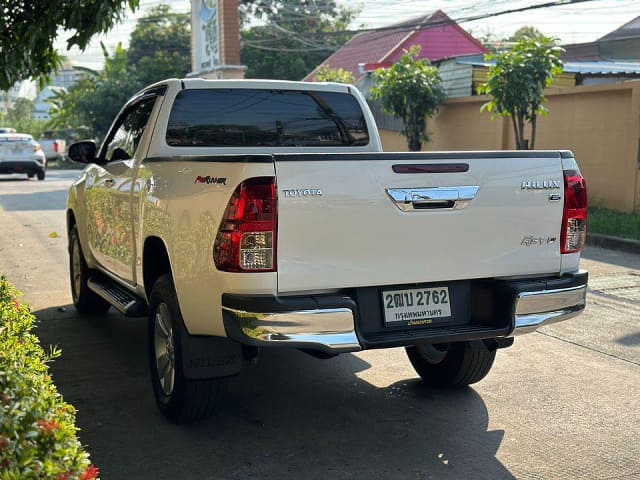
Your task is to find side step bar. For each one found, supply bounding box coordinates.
[87,274,147,317]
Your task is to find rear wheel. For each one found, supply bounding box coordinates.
[406,341,496,387]
[148,274,227,423]
[69,226,111,315]
[36,168,45,181]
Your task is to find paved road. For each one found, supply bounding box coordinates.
[0,170,638,480]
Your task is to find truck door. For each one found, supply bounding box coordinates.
[89,95,159,284]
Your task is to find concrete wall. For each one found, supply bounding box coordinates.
[379,81,640,213]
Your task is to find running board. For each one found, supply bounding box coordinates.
[87,274,147,317]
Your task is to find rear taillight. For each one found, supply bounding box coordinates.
[561,170,587,254]
[53,141,59,153]
[214,177,277,272]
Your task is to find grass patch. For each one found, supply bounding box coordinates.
[588,207,640,241]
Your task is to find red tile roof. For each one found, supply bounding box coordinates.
[304,10,487,81]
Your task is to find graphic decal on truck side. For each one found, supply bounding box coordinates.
[194,176,227,185]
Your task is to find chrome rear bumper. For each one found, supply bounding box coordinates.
[222,272,588,351]
[222,295,361,353]
[513,284,587,335]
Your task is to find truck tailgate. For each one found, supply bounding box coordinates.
[274,152,565,293]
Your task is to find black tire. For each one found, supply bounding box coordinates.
[148,274,226,423]
[69,226,111,315]
[27,172,35,179]
[406,341,496,387]
[36,169,45,181]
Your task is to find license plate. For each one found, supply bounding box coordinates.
[382,286,451,326]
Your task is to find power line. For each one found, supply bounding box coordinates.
[60,0,640,62]
[242,0,639,53]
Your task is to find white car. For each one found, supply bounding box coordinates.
[0,133,47,180]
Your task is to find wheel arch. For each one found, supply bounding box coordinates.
[67,209,76,233]
[143,236,173,299]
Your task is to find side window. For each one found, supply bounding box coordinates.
[105,98,156,162]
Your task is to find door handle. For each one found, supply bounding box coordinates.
[387,186,479,212]
[104,178,115,188]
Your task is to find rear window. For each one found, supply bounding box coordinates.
[166,89,369,147]
[0,136,32,143]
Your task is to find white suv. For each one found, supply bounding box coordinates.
[0,133,47,180]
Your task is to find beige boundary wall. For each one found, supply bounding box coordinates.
[379,80,640,213]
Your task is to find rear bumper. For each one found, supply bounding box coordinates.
[222,295,361,354]
[0,159,45,173]
[513,284,587,334]
[222,271,588,352]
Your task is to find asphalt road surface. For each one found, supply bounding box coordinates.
[0,170,638,480]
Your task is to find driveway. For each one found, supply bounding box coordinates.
[0,170,638,479]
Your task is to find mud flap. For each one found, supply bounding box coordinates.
[178,321,242,380]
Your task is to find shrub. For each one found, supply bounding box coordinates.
[0,275,98,479]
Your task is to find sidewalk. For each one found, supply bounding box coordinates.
[587,233,640,255]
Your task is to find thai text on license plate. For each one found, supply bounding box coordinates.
[382,287,451,326]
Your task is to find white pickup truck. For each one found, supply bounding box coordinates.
[66,78,588,423]
[38,133,67,164]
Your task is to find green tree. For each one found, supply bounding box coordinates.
[128,5,191,87]
[478,37,564,150]
[371,46,446,151]
[0,0,139,91]
[5,98,47,137]
[49,44,131,141]
[509,26,547,43]
[50,6,190,141]
[314,65,355,83]
[240,0,357,80]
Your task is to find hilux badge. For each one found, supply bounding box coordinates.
[521,180,561,190]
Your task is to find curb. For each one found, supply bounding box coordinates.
[587,233,640,255]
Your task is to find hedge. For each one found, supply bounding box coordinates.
[0,275,99,479]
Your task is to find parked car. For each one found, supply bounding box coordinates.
[67,78,588,423]
[0,127,16,134]
[38,132,67,164]
[0,133,47,180]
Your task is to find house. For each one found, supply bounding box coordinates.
[563,16,640,62]
[33,86,66,121]
[435,55,640,97]
[304,10,487,82]
[49,60,85,90]
[0,80,36,116]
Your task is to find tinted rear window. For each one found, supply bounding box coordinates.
[0,136,32,143]
[166,89,369,147]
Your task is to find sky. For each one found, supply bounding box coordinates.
[54,0,640,70]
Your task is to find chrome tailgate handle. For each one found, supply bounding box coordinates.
[387,186,479,212]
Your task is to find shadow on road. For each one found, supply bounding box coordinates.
[34,305,513,480]
[616,331,640,346]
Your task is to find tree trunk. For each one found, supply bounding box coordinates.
[517,113,526,150]
[510,116,520,150]
[407,108,422,151]
[530,114,537,150]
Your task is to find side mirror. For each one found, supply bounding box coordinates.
[68,140,97,164]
